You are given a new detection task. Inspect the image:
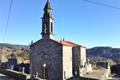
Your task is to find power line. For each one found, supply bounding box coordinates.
[83,0,120,10]
[3,0,13,41]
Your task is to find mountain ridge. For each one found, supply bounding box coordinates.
[87,47,120,63]
[1,43,120,63]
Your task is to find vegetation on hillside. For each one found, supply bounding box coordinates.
[1,44,120,75]
[87,47,120,64]
[0,43,29,63]
[87,47,120,76]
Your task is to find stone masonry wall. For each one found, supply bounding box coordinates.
[72,46,86,76]
[30,39,63,80]
[72,46,80,76]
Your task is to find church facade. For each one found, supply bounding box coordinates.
[30,0,86,80]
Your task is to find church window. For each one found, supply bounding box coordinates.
[64,71,66,79]
[42,64,48,79]
[51,22,53,33]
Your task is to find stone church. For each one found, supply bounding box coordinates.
[30,0,87,80]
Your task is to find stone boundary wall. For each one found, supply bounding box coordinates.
[67,76,98,80]
[0,68,27,80]
[100,69,109,80]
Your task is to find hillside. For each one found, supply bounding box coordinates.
[0,43,29,63]
[0,43,28,49]
[1,43,120,64]
[87,47,120,64]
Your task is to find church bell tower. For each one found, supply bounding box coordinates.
[41,0,54,39]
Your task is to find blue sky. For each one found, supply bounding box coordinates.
[0,0,120,48]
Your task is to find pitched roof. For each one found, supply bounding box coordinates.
[44,0,52,11]
[59,41,78,47]
[30,39,86,48]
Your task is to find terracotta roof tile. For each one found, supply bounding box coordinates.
[51,39,82,47]
[59,41,78,47]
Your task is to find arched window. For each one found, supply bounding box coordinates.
[42,65,48,79]
[51,22,53,33]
